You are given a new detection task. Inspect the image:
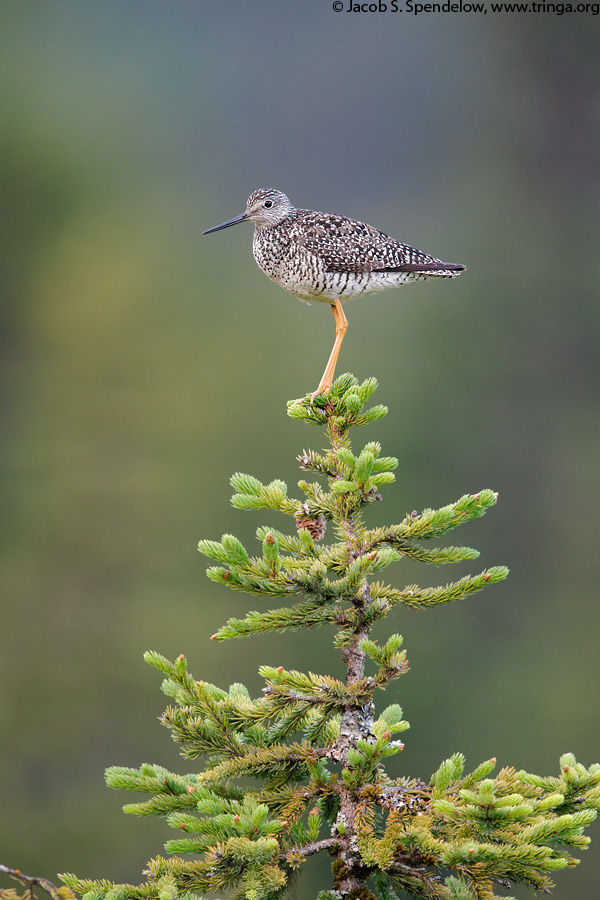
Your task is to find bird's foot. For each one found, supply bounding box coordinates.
[308,376,334,406]
[289,389,327,408]
[289,380,332,408]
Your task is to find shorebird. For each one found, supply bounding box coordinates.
[204,190,465,401]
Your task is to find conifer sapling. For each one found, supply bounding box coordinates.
[42,375,599,900]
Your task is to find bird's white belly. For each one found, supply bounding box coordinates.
[258,257,418,304]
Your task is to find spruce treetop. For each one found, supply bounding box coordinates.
[55,375,599,900]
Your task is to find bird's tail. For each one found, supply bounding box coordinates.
[396,262,466,276]
[374,261,465,277]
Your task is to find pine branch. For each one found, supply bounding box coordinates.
[370,567,509,611]
[0,868,75,900]
[281,838,339,862]
[210,598,345,640]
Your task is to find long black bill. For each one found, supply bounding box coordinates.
[203,211,250,234]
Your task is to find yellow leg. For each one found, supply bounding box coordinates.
[310,298,348,403]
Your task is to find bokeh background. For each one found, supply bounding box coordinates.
[1,2,599,897]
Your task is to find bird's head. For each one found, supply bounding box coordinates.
[245,190,296,226]
[203,189,295,234]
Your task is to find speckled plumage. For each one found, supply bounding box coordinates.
[203,189,465,399]
[204,188,465,304]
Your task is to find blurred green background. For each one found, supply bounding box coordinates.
[1,2,599,897]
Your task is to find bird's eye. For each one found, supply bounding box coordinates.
[264,200,273,208]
